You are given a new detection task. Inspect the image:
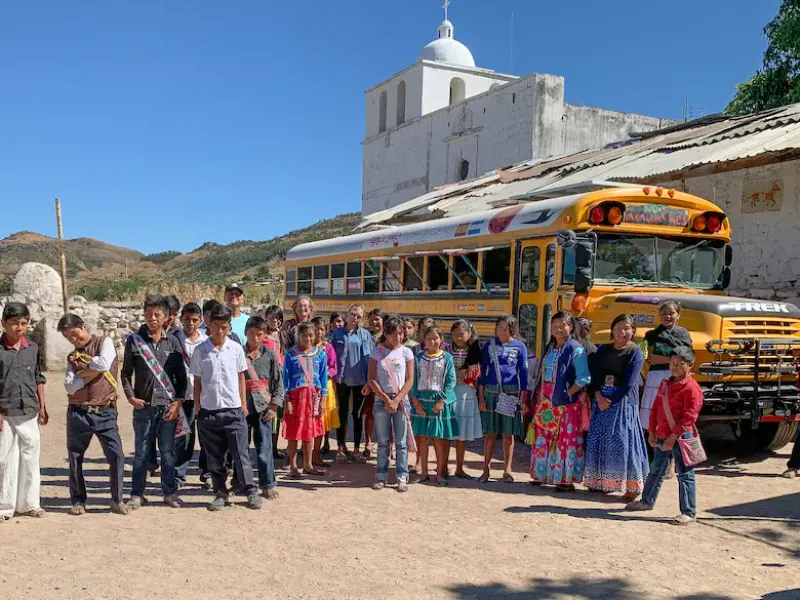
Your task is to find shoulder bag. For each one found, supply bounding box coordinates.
[661,383,707,467]
[490,340,519,418]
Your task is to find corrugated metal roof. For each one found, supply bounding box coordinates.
[360,102,800,228]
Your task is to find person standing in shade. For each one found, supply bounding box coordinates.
[0,302,48,522]
[122,295,187,509]
[262,305,291,461]
[447,319,483,479]
[225,284,249,343]
[59,314,129,515]
[478,315,529,483]
[172,303,207,490]
[191,306,263,511]
[330,304,373,463]
[584,314,649,501]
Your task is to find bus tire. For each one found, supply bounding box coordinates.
[730,421,798,452]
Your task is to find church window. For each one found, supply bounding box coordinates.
[449,77,466,105]
[396,81,406,126]
[379,90,388,133]
[459,159,470,181]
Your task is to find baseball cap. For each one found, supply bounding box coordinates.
[225,283,244,294]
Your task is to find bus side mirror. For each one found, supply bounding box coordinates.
[721,267,731,289]
[724,244,733,267]
[574,239,595,294]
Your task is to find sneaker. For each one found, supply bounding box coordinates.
[68,503,86,516]
[208,493,229,512]
[246,491,264,510]
[671,514,696,526]
[199,474,211,489]
[110,502,131,515]
[163,494,181,508]
[262,488,280,500]
[397,481,409,493]
[626,500,654,512]
[128,495,143,510]
[372,481,385,490]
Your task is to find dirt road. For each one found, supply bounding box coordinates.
[1,377,798,600]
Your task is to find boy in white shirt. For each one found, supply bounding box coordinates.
[191,306,262,511]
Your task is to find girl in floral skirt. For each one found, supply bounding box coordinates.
[448,319,483,479]
[283,322,327,479]
[411,326,458,486]
[311,317,340,463]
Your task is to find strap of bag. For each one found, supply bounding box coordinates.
[490,340,505,395]
[295,349,317,390]
[380,347,402,396]
[660,381,678,431]
[73,351,118,390]
[131,333,176,400]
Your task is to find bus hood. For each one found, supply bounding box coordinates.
[602,293,800,318]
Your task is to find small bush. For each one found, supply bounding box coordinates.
[143,250,182,264]
[77,277,147,301]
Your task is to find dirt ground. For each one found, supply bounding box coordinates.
[1,376,798,600]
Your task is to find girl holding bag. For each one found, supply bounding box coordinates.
[528,311,591,492]
[367,314,415,492]
[627,347,704,525]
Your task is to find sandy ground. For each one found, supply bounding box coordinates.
[1,376,798,600]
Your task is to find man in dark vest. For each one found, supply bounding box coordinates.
[58,314,129,516]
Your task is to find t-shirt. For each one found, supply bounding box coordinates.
[230,314,249,344]
[370,345,414,401]
[644,325,692,371]
[174,330,208,401]
[190,338,247,410]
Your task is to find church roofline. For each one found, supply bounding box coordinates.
[363,60,517,95]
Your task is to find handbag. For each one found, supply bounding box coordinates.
[490,340,519,418]
[380,349,418,453]
[661,382,707,467]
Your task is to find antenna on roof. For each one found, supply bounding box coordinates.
[442,0,451,20]
[683,93,705,122]
[509,12,515,73]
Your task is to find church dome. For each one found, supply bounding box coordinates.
[418,20,476,67]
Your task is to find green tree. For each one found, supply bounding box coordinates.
[727,0,800,115]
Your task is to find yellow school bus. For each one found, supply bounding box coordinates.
[285,186,800,451]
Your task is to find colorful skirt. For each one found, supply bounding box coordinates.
[640,369,669,429]
[321,379,341,432]
[480,385,522,436]
[410,396,460,440]
[452,383,483,441]
[282,387,326,442]
[530,382,584,485]
[584,397,650,494]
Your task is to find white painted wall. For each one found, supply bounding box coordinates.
[658,159,800,305]
[420,62,516,116]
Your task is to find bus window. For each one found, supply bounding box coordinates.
[484,246,511,291]
[541,304,552,353]
[453,252,479,290]
[382,258,401,293]
[545,245,556,291]
[520,246,541,292]
[428,255,449,292]
[518,304,538,355]
[404,257,424,291]
[286,268,297,297]
[562,246,576,285]
[331,263,345,295]
[364,260,380,294]
[347,262,362,295]
[298,267,312,295]
[313,265,329,296]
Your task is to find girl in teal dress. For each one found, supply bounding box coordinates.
[411,326,459,486]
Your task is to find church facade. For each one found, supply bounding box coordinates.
[362,17,676,216]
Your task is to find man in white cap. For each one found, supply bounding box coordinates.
[225,283,249,343]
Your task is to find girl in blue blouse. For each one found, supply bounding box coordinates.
[478,315,529,483]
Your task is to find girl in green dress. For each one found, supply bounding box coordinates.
[411,326,459,486]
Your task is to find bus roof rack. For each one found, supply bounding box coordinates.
[513,180,632,201]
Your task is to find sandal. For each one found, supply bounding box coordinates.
[304,468,326,476]
[68,503,86,516]
[356,455,367,464]
[478,474,490,483]
[312,460,330,468]
[336,451,348,464]
[781,469,798,479]
[23,508,46,518]
[362,448,372,459]
[417,475,431,483]
[501,473,515,483]
[455,472,474,480]
[436,478,448,487]
[287,470,303,480]
[555,484,575,493]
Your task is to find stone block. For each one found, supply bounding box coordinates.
[32,317,74,371]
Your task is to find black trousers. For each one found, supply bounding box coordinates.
[197,407,255,494]
[67,405,125,504]
[336,383,364,448]
[788,430,800,470]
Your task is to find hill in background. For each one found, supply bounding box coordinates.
[0,213,361,300]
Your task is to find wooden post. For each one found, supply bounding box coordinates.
[55,198,69,314]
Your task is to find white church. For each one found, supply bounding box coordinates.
[362,9,676,216]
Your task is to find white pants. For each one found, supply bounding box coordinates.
[640,370,671,430]
[0,414,41,517]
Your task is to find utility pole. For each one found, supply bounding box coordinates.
[55,198,69,313]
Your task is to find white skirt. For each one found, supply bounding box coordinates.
[452,384,483,441]
[640,369,670,430]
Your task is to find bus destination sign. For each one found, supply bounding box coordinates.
[623,204,690,227]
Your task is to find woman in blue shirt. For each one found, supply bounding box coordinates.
[478,315,529,483]
[529,311,591,492]
[330,304,374,463]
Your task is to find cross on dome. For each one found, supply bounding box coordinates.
[418,1,475,67]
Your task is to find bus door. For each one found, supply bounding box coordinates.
[514,238,557,359]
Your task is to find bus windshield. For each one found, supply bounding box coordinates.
[592,234,725,289]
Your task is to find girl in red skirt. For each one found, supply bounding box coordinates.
[283,322,327,479]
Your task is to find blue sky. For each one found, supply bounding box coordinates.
[0,0,780,254]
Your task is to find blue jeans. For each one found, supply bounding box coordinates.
[174,400,197,487]
[373,400,409,483]
[246,399,276,490]
[132,405,178,497]
[641,434,697,517]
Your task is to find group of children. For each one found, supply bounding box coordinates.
[0,291,707,525]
